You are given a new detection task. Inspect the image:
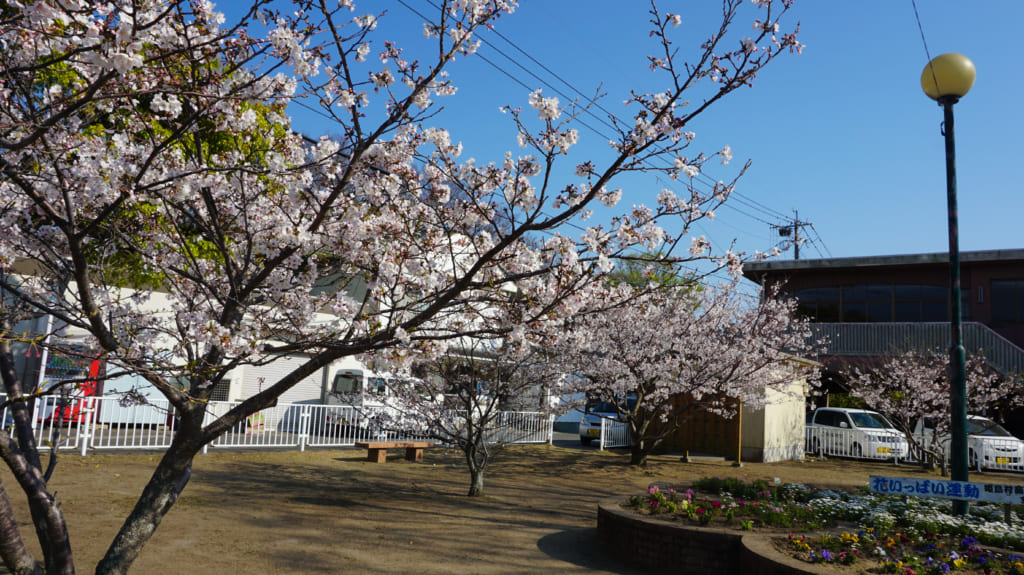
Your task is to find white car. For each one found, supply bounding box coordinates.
[578,396,634,446]
[806,407,908,460]
[914,415,1024,471]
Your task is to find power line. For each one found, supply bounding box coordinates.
[910,0,934,62]
[808,224,833,258]
[770,211,815,260]
[460,4,803,238]
[345,1,818,262]
[395,0,806,249]
[481,0,796,233]
[728,189,791,221]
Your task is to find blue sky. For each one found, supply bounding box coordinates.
[283,0,1023,264]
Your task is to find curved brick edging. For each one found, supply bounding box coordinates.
[597,498,832,575]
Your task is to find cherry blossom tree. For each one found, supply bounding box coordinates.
[384,336,558,497]
[0,0,802,572]
[844,350,1017,470]
[554,282,818,466]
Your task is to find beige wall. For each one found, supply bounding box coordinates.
[741,377,807,463]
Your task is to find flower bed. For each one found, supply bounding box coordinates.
[608,477,1024,574]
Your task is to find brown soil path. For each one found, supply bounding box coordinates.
[3,444,1022,574]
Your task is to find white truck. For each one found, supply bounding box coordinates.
[321,368,441,436]
[322,368,397,431]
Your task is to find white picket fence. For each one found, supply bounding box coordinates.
[596,418,631,450]
[805,426,907,464]
[0,393,553,456]
[805,427,1024,473]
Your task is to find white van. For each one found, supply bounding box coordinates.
[914,415,1024,471]
[806,407,908,460]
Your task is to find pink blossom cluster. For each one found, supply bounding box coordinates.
[0,1,803,571]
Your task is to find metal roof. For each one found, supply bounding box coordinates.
[742,248,1024,284]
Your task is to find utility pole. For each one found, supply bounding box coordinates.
[771,211,812,260]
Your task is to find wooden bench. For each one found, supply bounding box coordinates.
[354,441,434,463]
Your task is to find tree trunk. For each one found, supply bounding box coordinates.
[94,386,288,574]
[94,431,199,575]
[629,443,647,466]
[0,436,75,575]
[0,335,74,575]
[25,485,72,575]
[463,443,487,497]
[629,431,649,466]
[468,468,484,497]
[0,479,44,575]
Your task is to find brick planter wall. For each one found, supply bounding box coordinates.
[597,498,831,575]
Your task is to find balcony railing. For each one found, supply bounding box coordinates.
[812,322,1024,378]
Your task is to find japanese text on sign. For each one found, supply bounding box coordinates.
[869,475,1024,505]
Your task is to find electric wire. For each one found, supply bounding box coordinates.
[405,0,796,237]
[474,24,795,243]
[294,1,815,265]
[487,3,802,232]
[727,188,792,221]
[808,224,833,258]
[480,9,807,242]
[910,0,934,62]
[398,0,825,270]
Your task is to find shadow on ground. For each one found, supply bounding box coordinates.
[536,527,649,575]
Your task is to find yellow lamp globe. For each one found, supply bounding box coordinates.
[921,53,976,101]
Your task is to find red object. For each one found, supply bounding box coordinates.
[46,359,100,424]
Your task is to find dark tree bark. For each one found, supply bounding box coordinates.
[464,443,487,497]
[0,329,75,575]
[0,479,44,575]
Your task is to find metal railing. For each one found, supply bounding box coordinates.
[911,435,1024,474]
[813,322,1024,377]
[0,393,553,456]
[485,411,555,445]
[805,427,1024,473]
[598,418,630,450]
[805,426,906,464]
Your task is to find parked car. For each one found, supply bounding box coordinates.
[913,415,1024,471]
[806,407,908,460]
[578,395,635,446]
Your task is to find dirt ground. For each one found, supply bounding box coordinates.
[4,441,1024,575]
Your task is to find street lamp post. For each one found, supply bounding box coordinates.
[921,52,975,516]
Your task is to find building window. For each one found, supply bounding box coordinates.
[992,279,1024,323]
[793,283,954,323]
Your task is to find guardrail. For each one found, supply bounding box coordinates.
[0,393,553,456]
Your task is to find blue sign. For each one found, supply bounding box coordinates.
[869,475,1024,505]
